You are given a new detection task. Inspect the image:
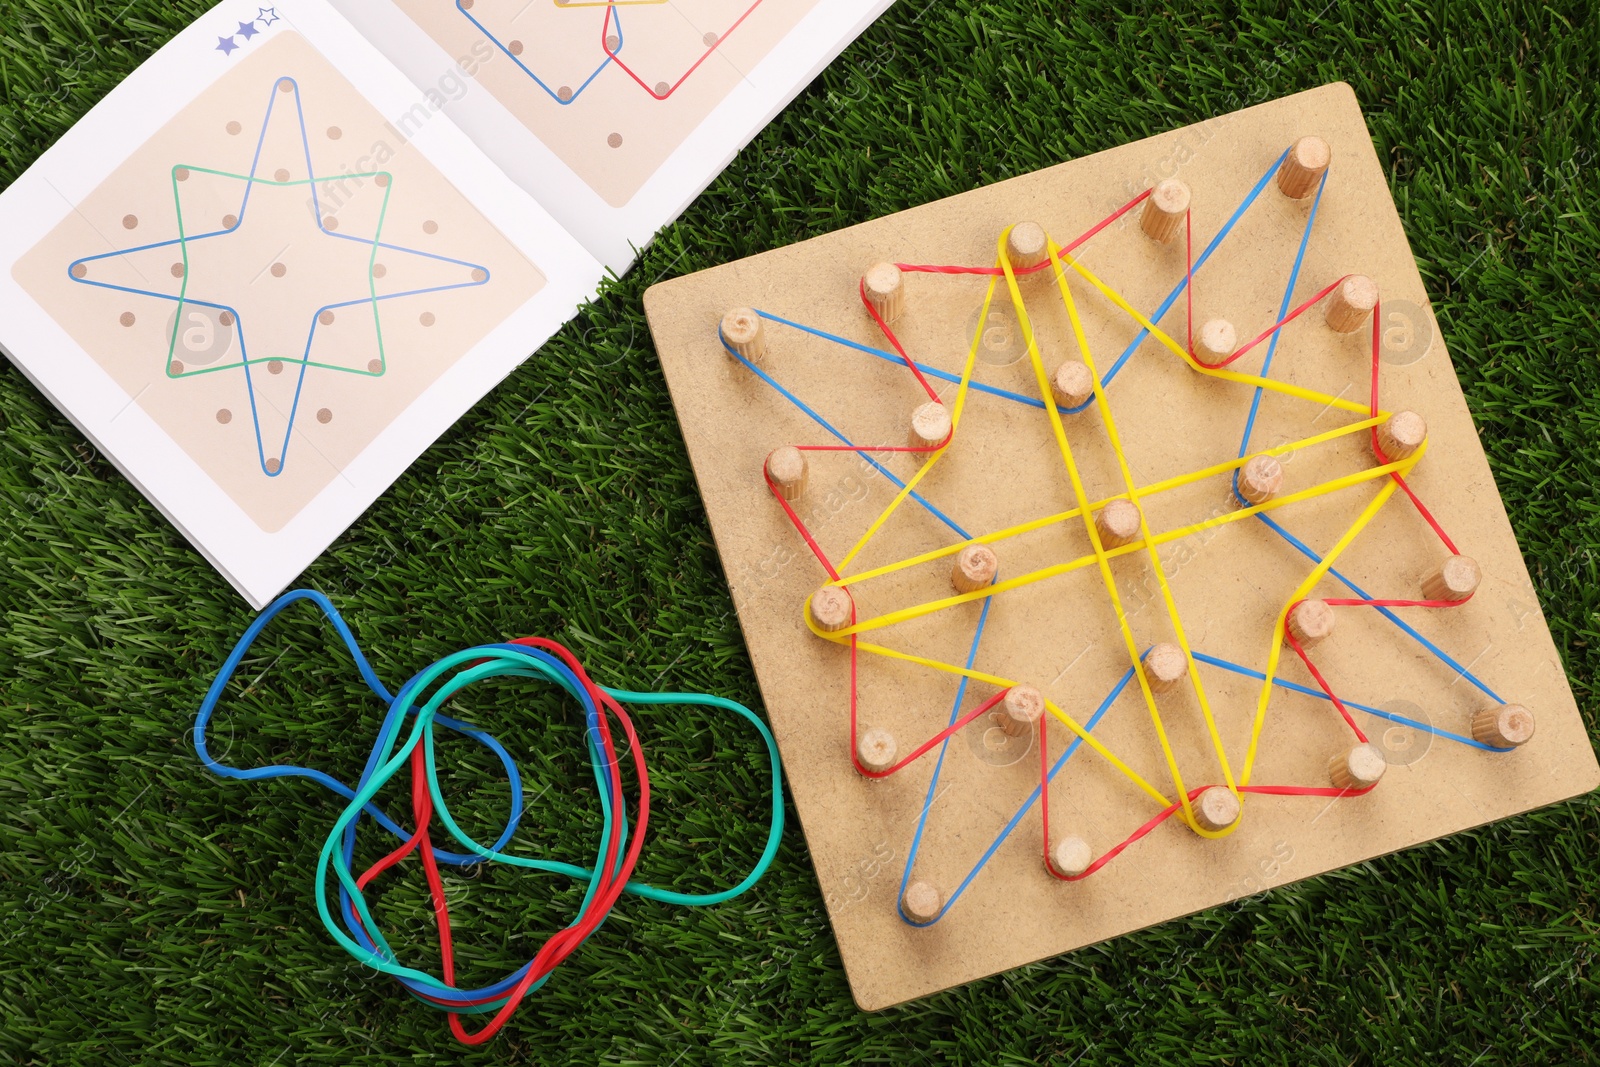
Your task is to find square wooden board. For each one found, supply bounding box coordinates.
[642,83,1600,1010]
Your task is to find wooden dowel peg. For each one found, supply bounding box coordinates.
[1144,642,1188,693]
[1190,786,1240,832]
[1050,360,1095,409]
[1421,554,1481,602]
[951,544,998,594]
[1375,410,1426,462]
[1094,498,1142,549]
[1471,703,1535,748]
[1325,274,1378,333]
[1006,221,1048,271]
[809,585,852,633]
[998,684,1044,737]
[1287,599,1336,647]
[1140,178,1191,244]
[1238,454,1284,504]
[856,727,898,774]
[901,880,943,923]
[863,262,905,323]
[764,446,807,500]
[721,307,764,360]
[1329,742,1387,790]
[1276,136,1330,199]
[909,401,952,458]
[1050,835,1093,877]
[1196,318,1236,364]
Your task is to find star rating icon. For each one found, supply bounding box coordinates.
[65,76,492,478]
[216,8,279,58]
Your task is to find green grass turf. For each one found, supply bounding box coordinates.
[2,0,1600,1062]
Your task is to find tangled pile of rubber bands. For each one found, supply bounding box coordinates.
[194,589,783,1044]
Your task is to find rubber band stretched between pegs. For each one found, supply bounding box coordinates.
[722,145,1505,915]
[733,174,1375,875]
[194,588,783,1043]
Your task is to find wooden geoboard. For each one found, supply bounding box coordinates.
[642,83,1600,1010]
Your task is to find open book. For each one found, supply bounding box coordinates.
[0,0,891,606]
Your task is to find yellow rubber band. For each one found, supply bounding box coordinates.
[800,221,1424,844]
[829,413,1385,589]
[815,458,1413,638]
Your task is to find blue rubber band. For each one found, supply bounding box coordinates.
[194,590,784,1012]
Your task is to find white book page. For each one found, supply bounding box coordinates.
[333,0,896,272]
[0,0,605,607]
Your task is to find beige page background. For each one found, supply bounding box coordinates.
[396,0,823,206]
[16,32,543,532]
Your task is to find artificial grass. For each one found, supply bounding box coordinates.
[2,0,1599,1062]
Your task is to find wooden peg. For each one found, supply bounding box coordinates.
[1006,221,1048,270]
[951,544,998,594]
[1329,742,1387,790]
[1144,642,1188,693]
[998,684,1044,737]
[721,307,764,360]
[901,880,942,923]
[1196,318,1236,364]
[1139,178,1191,244]
[856,727,897,774]
[1421,554,1481,602]
[1287,599,1336,647]
[809,585,852,633]
[1276,136,1330,199]
[764,446,807,500]
[863,262,905,323]
[1471,703,1535,748]
[1376,410,1426,462]
[1238,454,1284,504]
[1050,835,1093,877]
[909,401,952,458]
[1094,499,1142,549]
[1190,786,1240,832]
[1050,360,1095,408]
[1325,274,1378,333]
